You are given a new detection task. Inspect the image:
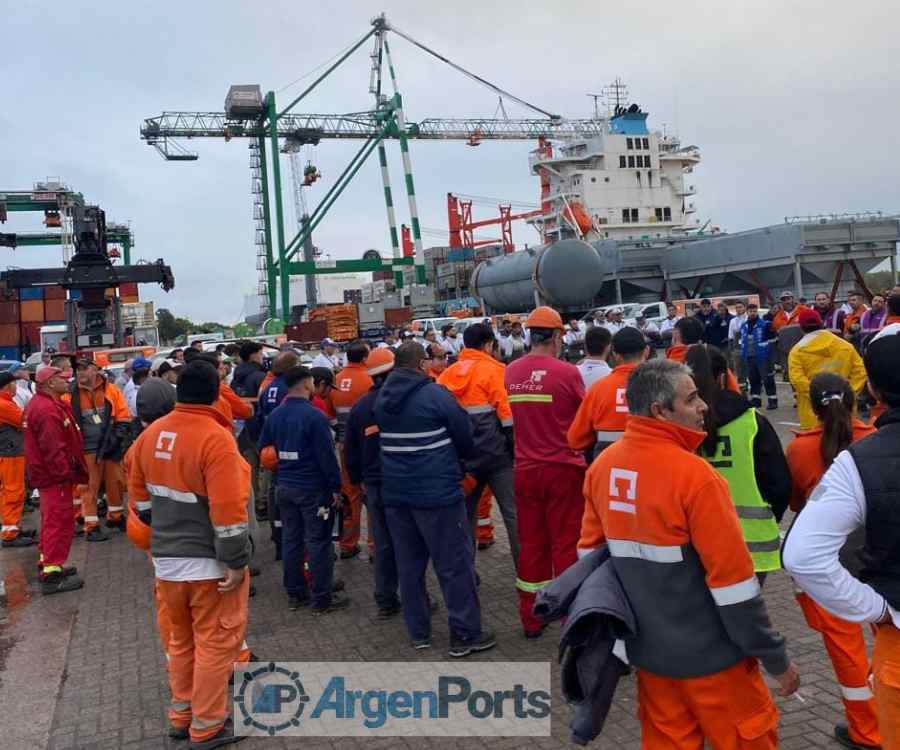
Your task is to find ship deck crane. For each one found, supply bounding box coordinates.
[140,14,603,319]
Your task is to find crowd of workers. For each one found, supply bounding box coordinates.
[2,283,900,748]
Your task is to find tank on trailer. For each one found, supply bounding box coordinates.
[471,238,609,313]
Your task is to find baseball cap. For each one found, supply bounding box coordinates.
[132,357,153,372]
[156,360,178,377]
[320,337,339,348]
[797,308,823,330]
[612,326,648,355]
[780,290,794,299]
[36,366,71,385]
[73,352,95,368]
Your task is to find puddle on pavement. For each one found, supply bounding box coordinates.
[0,560,37,683]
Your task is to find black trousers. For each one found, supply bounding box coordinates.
[745,356,776,398]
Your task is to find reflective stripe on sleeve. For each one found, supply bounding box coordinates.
[735,506,775,520]
[147,483,198,504]
[278,451,299,460]
[709,576,761,606]
[840,684,874,701]
[135,501,153,511]
[477,518,493,526]
[382,438,452,453]
[214,522,248,539]
[515,577,552,594]
[608,538,683,563]
[465,404,494,415]
[500,417,513,427]
[577,547,596,559]
[595,430,624,442]
[380,427,447,439]
[106,505,124,512]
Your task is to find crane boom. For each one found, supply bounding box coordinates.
[141,111,603,145]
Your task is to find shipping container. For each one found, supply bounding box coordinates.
[0,324,19,347]
[384,307,412,328]
[120,282,139,297]
[69,289,82,300]
[284,320,328,344]
[44,285,66,300]
[21,322,42,350]
[20,287,44,301]
[0,346,20,361]
[120,295,139,304]
[44,298,66,322]
[20,300,45,322]
[0,301,19,323]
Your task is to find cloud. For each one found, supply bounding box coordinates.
[2,0,897,320]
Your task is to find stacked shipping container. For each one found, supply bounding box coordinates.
[0,282,139,360]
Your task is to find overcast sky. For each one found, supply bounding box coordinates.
[2,1,897,321]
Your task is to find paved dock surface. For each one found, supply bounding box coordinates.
[0,391,867,748]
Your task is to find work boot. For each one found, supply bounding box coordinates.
[750,396,762,409]
[377,602,402,620]
[288,594,310,611]
[339,544,361,560]
[448,629,497,658]
[168,725,190,741]
[767,398,778,411]
[41,572,85,596]
[1,535,35,548]
[19,528,36,538]
[188,718,244,749]
[477,539,495,551]
[97,499,108,518]
[332,579,345,593]
[524,623,548,640]
[834,724,880,749]
[311,593,351,616]
[105,516,125,531]
[412,638,431,651]
[85,526,109,542]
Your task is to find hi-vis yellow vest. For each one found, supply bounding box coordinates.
[704,409,781,572]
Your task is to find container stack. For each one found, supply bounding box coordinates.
[0,283,70,360]
[308,303,359,342]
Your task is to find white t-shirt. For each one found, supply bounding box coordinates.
[13,380,34,410]
[659,316,681,335]
[311,352,343,371]
[577,359,612,389]
[783,451,897,626]
[728,314,747,344]
[153,557,226,582]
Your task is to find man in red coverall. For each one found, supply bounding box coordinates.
[505,306,586,637]
[24,366,89,595]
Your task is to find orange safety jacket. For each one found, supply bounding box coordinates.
[327,362,373,441]
[772,304,809,331]
[126,403,251,568]
[578,414,788,678]
[64,377,130,456]
[785,418,876,512]
[667,344,740,393]
[0,391,24,457]
[438,348,512,475]
[567,363,637,451]
[843,307,868,334]
[219,382,253,421]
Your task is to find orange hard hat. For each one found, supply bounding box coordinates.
[260,445,278,472]
[366,347,395,376]
[126,511,151,552]
[525,306,564,330]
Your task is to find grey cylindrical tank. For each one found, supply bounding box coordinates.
[471,238,609,312]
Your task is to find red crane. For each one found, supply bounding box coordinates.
[446,193,542,254]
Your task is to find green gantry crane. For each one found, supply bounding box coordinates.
[140,14,603,319]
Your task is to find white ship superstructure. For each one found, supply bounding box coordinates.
[529,100,701,243]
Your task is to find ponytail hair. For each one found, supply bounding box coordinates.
[809,372,854,467]
[685,344,729,455]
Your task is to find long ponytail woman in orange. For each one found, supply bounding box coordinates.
[786,372,880,750]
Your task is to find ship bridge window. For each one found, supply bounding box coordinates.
[622,209,630,223]
[591,176,597,183]
[655,208,664,221]
[628,155,635,168]
[642,137,650,149]
[626,138,633,149]
[631,208,639,222]
[664,207,672,221]
[619,155,626,168]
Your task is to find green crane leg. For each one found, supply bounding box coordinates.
[257,135,277,318]
[267,92,290,319]
[377,144,404,289]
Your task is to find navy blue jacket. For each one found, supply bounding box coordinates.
[258,396,341,493]
[344,385,382,487]
[258,374,291,422]
[373,368,475,508]
[740,317,776,362]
